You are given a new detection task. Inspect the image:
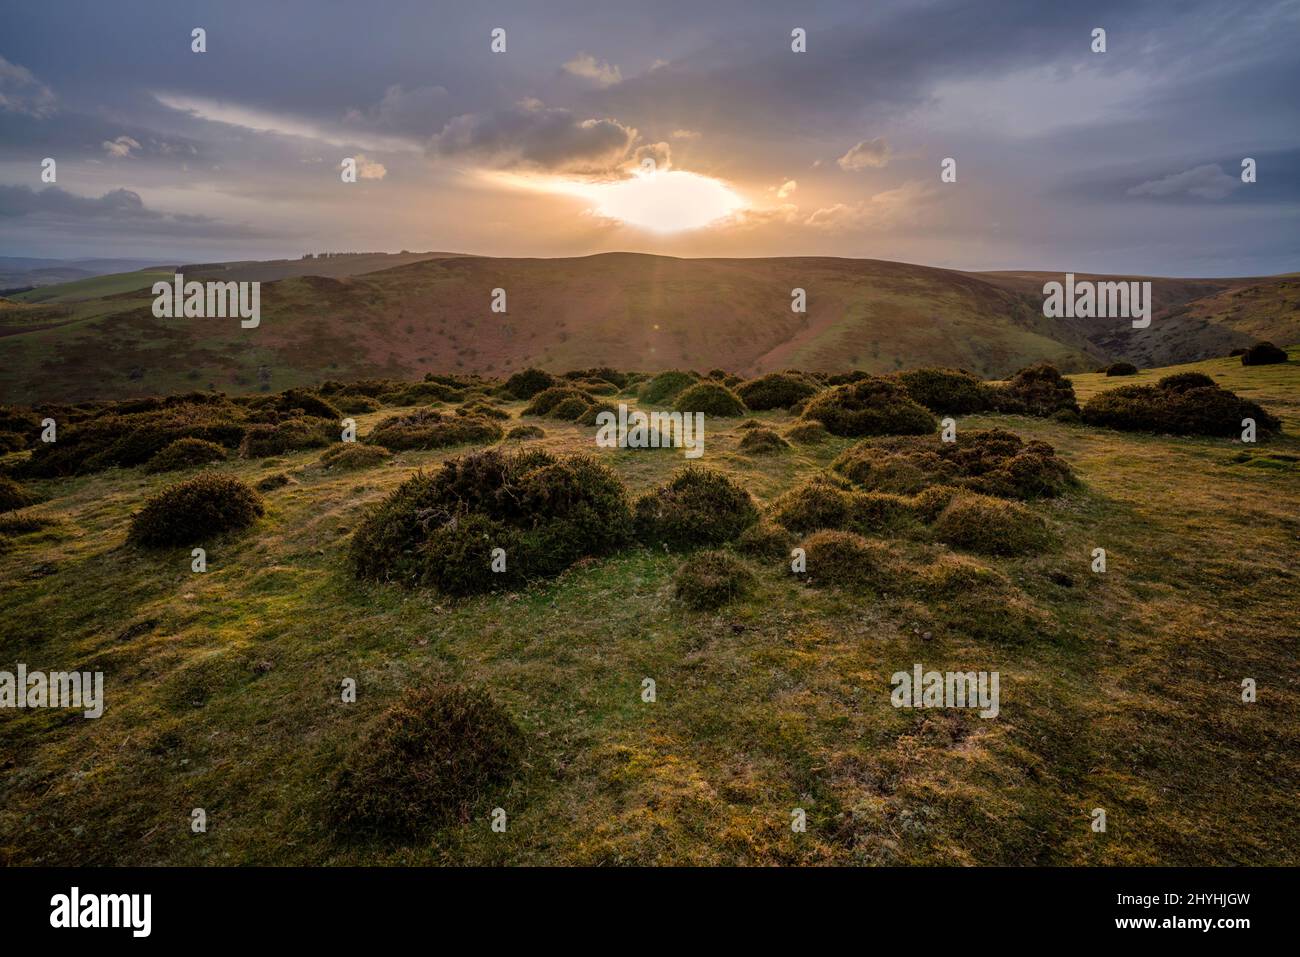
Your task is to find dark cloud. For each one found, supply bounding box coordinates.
[433,102,636,172]
[0,185,265,238]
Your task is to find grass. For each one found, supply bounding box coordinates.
[1,362,1297,865]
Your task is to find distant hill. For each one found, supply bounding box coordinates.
[0,251,1295,404]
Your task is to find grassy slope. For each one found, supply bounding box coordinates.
[1,360,1297,866]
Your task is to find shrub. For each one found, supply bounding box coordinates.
[931,492,1049,556]
[365,409,503,450]
[1105,362,1139,377]
[0,476,36,513]
[768,475,855,534]
[379,381,465,405]
[145,437,228,473]
[0,431,26,453]
[457,401,511,421]
[735,519,794,559]
[797,530,885,588]
[256,472,293,492]
[1081,378,1281,437]
[990,363,1079,417]
[633,467,759,550]
[350,448,631,592]
[334,394,382,414]
[575,401,617,427]
[895,368,995,413]
[1229,347,1248,358]
[848,491,917,534]
[562,367,628,389]
[20,399,246,477]
[639,370,698,406]
[549,396,592,420]
[503,367,557,399]
[672,550,757,611]
[784,421,829,444]
[329,683,525,838]
[506,425,546,441]
[523,386,592,417]
[320,443,391,470]
[739,427,790,454]
[800,377,935,437]
[250,388,340,421]
[1241,341,1288,366]
[239,417,333,457]
[673,382,747,416]
[735,372,819,410]
[831,428,1075,499]
[128,473,263,547]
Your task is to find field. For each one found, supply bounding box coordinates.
[1,353,1297,865]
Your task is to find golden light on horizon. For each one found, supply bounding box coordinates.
[487,167,747,233]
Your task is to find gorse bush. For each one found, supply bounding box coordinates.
[633,466,759,550]
[1081,375,1281,437]
[768,475,855,534]
[831,429,1075,499]
[329,683,526,839]
[800,376,936,437]
[739,427,790,454]
[672,549,757,611]
[456,400,511,421]
[144,437,228,473]
[350,448,632,593]
[784,421,829,444]
[0,476,36,513]
[1105,362,1138,377]
[239,417,333,457]
[320,443,390,470]
[930,491,1050,555]
[365,409,503,450]
[503,367,557,399]
[990,363,1079,417]
[639,370,698,406]
[895,367,995,413]
[673,382,747,416]
[128,473,264,547]
[735,372,819,410]
[797,530,886,589]
[1241,341,1288,366]
[522,386,592,417]
[506,424,545,440]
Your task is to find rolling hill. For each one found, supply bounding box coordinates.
[0,252,1295,405]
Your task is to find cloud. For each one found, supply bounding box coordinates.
[343,84,451,137]
[630,141,671,173]
[671,128,701,140]
[1127,163,1241,200]
[837,137,892,171]
[102,135,141,158]
[805,180,937,231]
[775,179,797,199]
[563,53,623,88]
[0,184,264,238]
[0,55,56,118]
[352,154,387,180]
[433,101,636,173]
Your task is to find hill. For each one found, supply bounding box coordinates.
[0,252,1295,405]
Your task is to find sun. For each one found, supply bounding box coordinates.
[570,169,746,232]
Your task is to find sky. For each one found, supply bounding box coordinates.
[0,0,1297,275]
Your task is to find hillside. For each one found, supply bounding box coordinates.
[1,353,1296,866]
[0,253,1296,406]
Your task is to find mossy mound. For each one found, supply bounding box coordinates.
[930,492,1050,556]
[1241,341,1288,366]
[503,367,557,399]
[735,372,819,411]
[639,370,698,406]
[739,427,790,454]
[797,530,887,589]
[1104,362,1138,377]
[1081,376,1281,437]
[990,363,1079,417]
[457,401,511,421]
[895,367,995,413]
[735,519,794,560]
[144,437,229,473]
[831,428,1075,499]
[128,473,264,547]
[329,684,525,839]
[320,443,391,470]
[365,409,504,450]
[633,466,759,550]
[506,425,546,441]
[800,377,935,437]
[673,382,747,416]
[672,549,758,611]
[523,387,593,417]
[239,417,334,457]
[783,421,829,444]
[334,394,382,415]
[767,475,856,534]
[378,381,466,405]
[349,448,631,592]
[0,476,36,514]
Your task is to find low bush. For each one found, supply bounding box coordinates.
[895,368,995,413]
[1241,341,1288,366]
[523,386,592,417]
[1081,376,1281,437]
[673,382,747,416]
[735,372,819,410]
[797,530,886,589]
[239,417,333,457]
[633,467,759,550]
[990,363,1079,417]
[506,424,545,441]
[739,427,789,454]
[800,377,935,437]
[735,519,794,559]
[784,421,829,444]
[365,409,503,450]
[320,443,391,470]
[0,476,36,513]
[503,368,557,399]
[128,473,264,547]
[329,683,526,838]
[672,549,757,610]
[767,475,855,534]
[1105,362,1139,377]
[639,370,698,406]
[930,492,1050,556]
[145,437,229,473]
